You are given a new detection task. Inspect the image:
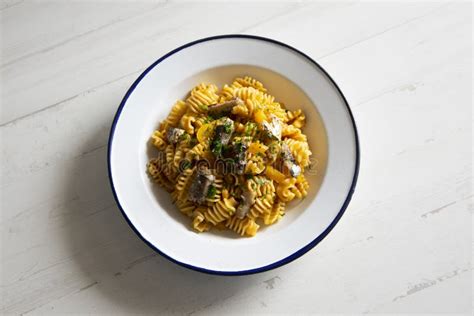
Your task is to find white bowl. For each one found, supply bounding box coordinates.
[108,35,359,275]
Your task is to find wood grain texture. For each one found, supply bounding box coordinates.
[1,1,472,315]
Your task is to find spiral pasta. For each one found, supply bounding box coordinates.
[225,216,260,236]
[276,178,297,202]
[147,158,174,192]
[185,143,209,161]
[176,197,196,217]
[164,100,187,128]
[174,168,195,199]
[173,142,189,169]
[186,84,220,114]
[180,113,196,135]
[282,124,307,142]
[246,176,275,197]
[245,154,266,175]
[234,76,267,92]
[283,138,312,168]
[204,196,237,225]
[247,195,274,220]
[192,207,212,232]
[146,77,314,236]
[293,174,310,198]
[150,130,166,150]
[263,200,285,225]
[286,109,306,128]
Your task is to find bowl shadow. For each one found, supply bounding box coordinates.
[62,117,285,314]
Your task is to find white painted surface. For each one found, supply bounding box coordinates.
[0,1,472,315]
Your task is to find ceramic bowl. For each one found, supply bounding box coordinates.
[108,35,359,275]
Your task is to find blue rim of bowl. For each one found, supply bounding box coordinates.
[107,34,360,276]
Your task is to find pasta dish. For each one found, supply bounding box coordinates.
[147,77,312,237]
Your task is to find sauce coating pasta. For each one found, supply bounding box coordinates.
[147,76,313,237]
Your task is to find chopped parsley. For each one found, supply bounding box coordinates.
[207,185,217,199]
[244,122,256,136]
[211,139,223,156]
[245,174,254,180]
[223,121,232,134]
[234,141,244,154]
[181,160,192,170]
[179,133,190,142]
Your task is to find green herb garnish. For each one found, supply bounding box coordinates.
[189,137,198,146]
[179,133,190,142]
[223,121,232,134]
[234,141,243,153]
[244,122,256,136]
[211,139,223,156]
[207,185,217,198]
[181,160,192,170]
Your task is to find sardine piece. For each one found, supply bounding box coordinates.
[208,98,243,117]
[235,188,256,219]
[211,117,234,156]
[285,162,301,177]
[188,168,215,204]
[281,143,301,177]
[167,127,185,144]
[214,117,234,145]
[262,115,282,141]
[231,138,249,175]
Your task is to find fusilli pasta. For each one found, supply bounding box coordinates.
[146,77,314,236]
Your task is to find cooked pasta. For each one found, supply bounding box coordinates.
[186,83,220,114]
[276,178,297,202]
[225,216,260,236]
[286,109,306,128]
[263,199,285,225]
[204,196,237,225]
[150,130,166,150]
[283,138,311,168]
[247,195,274,220]
[146,77,313,237]
[163,100,187,129]
[192,207,212,232]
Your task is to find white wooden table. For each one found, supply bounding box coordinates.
[1,1,472,315]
